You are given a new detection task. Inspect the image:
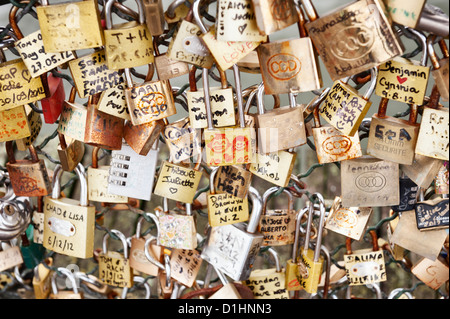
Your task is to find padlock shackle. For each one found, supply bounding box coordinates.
[102,228,129,258]
[262,186,294,214]
[58,132,68,150]
[162,197,193,216]
[300,0,318,22]
[189,66,199,92]
[363,68,378,101]
[52,267,79,295]
[296,4,308,38]
[209,166,219,195]
[166,0,186,19]
[439,39,449,59]
[246,186,262,234]
[91,147,100,169]
[5,141,16,164]
[192,0,208,34]
[406,27,428,67]
[377,97,389,118]
[144,235,165,270]
[292,206,309,260]
[104,0,145,29]
[51,164,89,206]
[267,247,282,273]
[428,34,441,70]
[67,86,78,104]
[346,230,379,255]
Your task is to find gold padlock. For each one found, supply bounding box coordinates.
[57,132,85,172]
[15,106,42,152]
[154,36,190,81]
[252,0,299,35]
[384,0,427,28]
[57,86,88,143]
[123,119,165,156]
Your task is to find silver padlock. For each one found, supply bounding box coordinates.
[108,141,159,201]
[416,4,449,37]
[201,186,264,281]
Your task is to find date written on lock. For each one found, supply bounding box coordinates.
[98,252,133,288]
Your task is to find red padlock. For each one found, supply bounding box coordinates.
[40,72,65,124]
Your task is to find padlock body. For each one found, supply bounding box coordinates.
[155,54,190,81]
[367,115,420,165]
[123,119,164,156]
[84,106,124,150]
[391,177,419,212]
[104,21,154,70]
[129,236,163,276]
[415,107,449,161]
[214,165,253,199]
[98,251,133,288]
[108,143,159,201]
[88,166,128,203]
[157,213,197,250]
[201,223,263,281]
[252,0,298,35]
[400,154,443,189]
[432,58,449,101]
[163,117,202,164]
[57,138,85,172]
[414,198,449,231]
[126,80,176,126]
[49,291,84,299]
[209,283,242,299]
[207,193,249,227]
[249,150,296,187]
[143,0,165,36]
[305,0,404,81]
[43,197,95,259]
[312,125,363,164]
[256,105,306,153]
[97,83,130,120]
[298,248,324,294]
[57,101,88,143]
[37,0,104,52]
[169,249,203,288]
[0,106,31,142]
[258,38,322,95]
[244,268,289,299]
[40,73,65,124]
[7,160,51,197]
[320,81,372,137]
[285,259,301,291]
[435,163,449,195]
[259,209,297,246]
[384,0,426,28]
[411,257,449,290]
[16,106,42,151]
[32,259,53,299]
[344,248,387,286]
[0,246,23,272]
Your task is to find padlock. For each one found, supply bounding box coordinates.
[344,230,387,286]
[0,105,32,142]
[325,196,373,241]
[215,0,267,42]
[388,288,414,300]
[10,3,75,78]
[32,197,45,245]
[312,98,363,164]
[153,155,203,204]
[400,153,444,189]
[84,93,124,151]
[366,98,420,165]
[207,167,250,227]
[258,187,297,246]
[98,229,133,288]
[411,256,449,290]
[103,0,154,70]
[345,282,382,299]
[187,66,236,129]
[301,0,404,81]
[97,81,130,120]
[87,147,128,204]
[49,267,83,299]
[154,36,190,81]
[164,0,192,24]
[285,205,309,291]
[415,3,449,38]
[169,248,203,288]
[213,164,253,200]
[167,4,214,69]
[257,5,322,95]
[43,164,96,259]
[39,72,65,124]
[429,36,449,102]
[391,175,420,213]
[414,188,449,231]
[149,200,198,250]
[341,155,400,207]
[108,141,159,201]
[32,257,53,299]
[36,0,104,52]
[121,276,152,299]
[375,28,430,105]
[243,247,289,299]
[6,143,51,197]
[129,215,163,277]
[15,106,42,153]
[319,68,377,137]
[252,0,299,35]
[163,115,202,164]
[255,82,306,154]
[123,119,165,156]
[57,86,88,143]
[57,132,85,172]
[383,0,426,28]
[68,49,124,99]
[142,0,165,37]
[249,149,296,188]
[390,207,448,261]
[298,194,326,294]
[201,186,264,281]
[0,241,24,272]
[434,162,449,195]
[0,38,46,112]
[124,66,177,126]
[0,193,32,242]
[208,265,242,299]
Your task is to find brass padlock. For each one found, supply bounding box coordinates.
[259,187,297,246]
[213,164,253,200]
[142,0,165,36]
[411,256,449,290]
[0,241,24,272]
[98,229,133,288]
[32,197,45,245]
[97,81,130,120]
[43,164,96,259]
[207,167,250,227]
[6,143,51,197]
[154,36,190,81]
[367,98,420,165]
[319,68,377,137]
[384,0,427,28]
[344,231,387,286]
[57,86,88,143]
[312,99,363,164]
[257,6,322,95]
[37,0,104,52]
[375,28,430,105]
[49,267,83,299]
[400,153,444,189]
[302,0,404,81]
[252,0,299,35]
[123,119,164,156]
[0,105,31,142]
[15,106,42,152]
[32,257,53,299]
[429,36,449,102]
[57,132,85,172]
[169,248,203,288]
[103,0,154,70]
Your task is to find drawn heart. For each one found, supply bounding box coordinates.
[238,24,247,35]
[169,188,178,194]
[21,69,32,83]
[397,76,408,84]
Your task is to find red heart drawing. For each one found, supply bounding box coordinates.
[397,76,408,84]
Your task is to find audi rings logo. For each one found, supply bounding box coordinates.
[355,172,386,193]
[267,54,301,81]
[330,26,375,61]
[323,136,352,156]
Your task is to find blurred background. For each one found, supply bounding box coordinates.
[0,0,448,299]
